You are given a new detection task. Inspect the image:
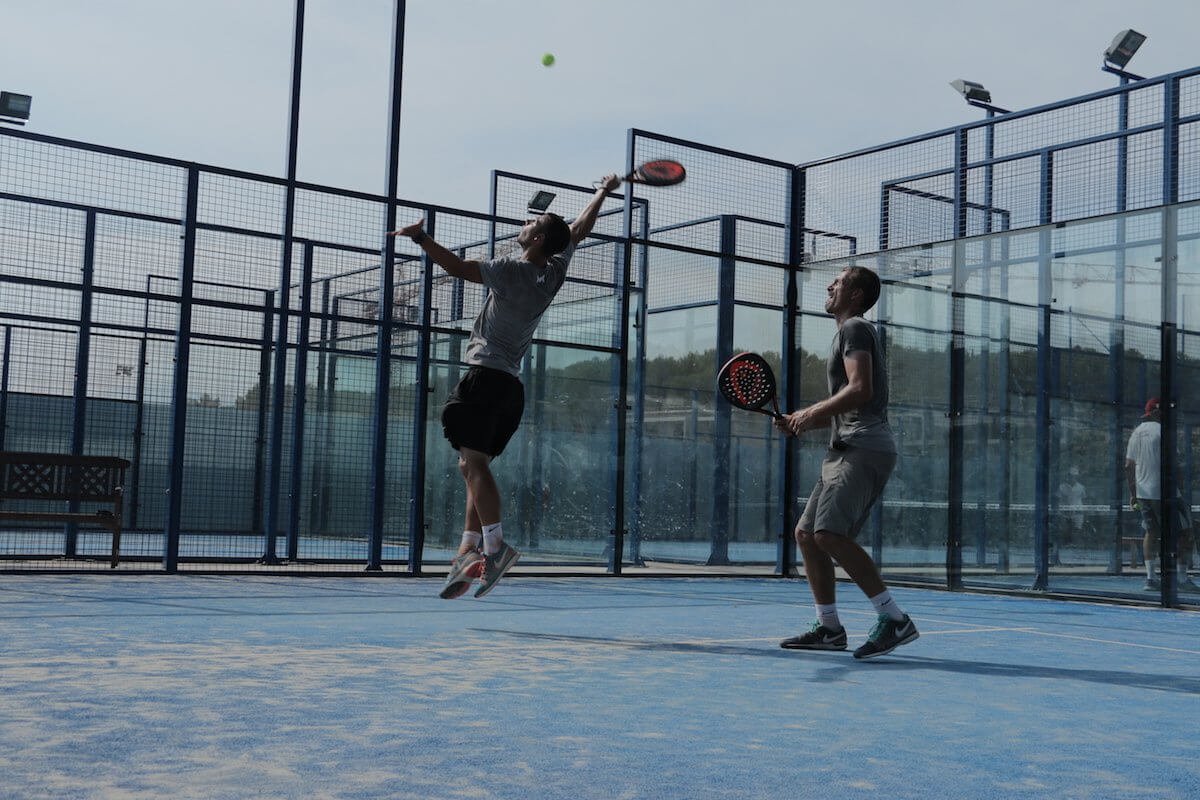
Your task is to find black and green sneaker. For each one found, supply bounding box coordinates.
[852,614,919,660]
[780,621,847,651]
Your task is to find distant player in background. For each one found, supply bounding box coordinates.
[775,266,919,659]
[388,173,621,598]
[1125,397,1197,592]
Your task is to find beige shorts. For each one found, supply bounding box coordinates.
[799,445,896,539]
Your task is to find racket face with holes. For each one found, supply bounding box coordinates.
[629,159,686,186]
[717,352,781,418]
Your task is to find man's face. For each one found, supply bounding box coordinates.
[825,270,860,315]
[517,214,552,248]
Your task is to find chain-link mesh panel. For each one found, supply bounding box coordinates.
[631,133,792,264]
[0,134,186,219]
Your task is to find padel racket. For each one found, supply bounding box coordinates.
[717,351,783,420]
[596,159,686,188]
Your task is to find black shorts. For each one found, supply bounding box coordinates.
[441,366,525,458]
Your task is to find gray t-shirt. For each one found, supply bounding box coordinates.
[827,317,895,453]
[465,242,575,376]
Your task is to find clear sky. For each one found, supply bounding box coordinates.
[3,1,1199,213]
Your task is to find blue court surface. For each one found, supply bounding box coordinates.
[2,575,1199,800]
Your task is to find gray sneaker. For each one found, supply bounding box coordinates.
[780,621,847,651]
[439,550,483,600]
[473,543,521,598]
[852,614,919,660]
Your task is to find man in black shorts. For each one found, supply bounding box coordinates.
[775,266,919,659]
[389,173,620,598]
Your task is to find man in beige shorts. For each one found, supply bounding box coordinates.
[775,266,918,659]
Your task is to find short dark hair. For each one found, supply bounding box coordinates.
[843,266,881,313]
[542,213,571,256]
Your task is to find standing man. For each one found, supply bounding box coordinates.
[389,174,621,599]
[775,266,918,659]
[1125,397,1197,592]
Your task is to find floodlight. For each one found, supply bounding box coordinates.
[950,79,991,104]
[1103,29,1146,69]
[0,91,32,125]
[949,80,1009,115]
[527,190,555,214]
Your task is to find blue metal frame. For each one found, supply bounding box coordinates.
[708,215,737,567]
[407,212,434,575]
[64,211,97,557]
[163,167,200,572]
[286,243,314,559]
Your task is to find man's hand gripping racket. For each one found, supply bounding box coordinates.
[717,352,784,420]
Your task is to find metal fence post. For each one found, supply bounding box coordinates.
[779,167,804,576]
[65,210,97,558]
[287,243,314,559]
[710,215,736,566]
[164,166,200,572]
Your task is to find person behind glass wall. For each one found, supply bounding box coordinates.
[1125,397,1197,592]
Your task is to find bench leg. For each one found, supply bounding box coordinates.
[110,491,124,568]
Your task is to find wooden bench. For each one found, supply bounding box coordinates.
[0,452,130,567]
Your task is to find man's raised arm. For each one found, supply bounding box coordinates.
[570,174,622,245]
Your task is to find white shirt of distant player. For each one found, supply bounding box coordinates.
[1125,420,1162,499]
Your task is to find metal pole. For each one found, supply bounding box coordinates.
[407,213,434,574]
[779,167,803,576]
[65,210,97,558]
[128,277,150,530]
[0,325,10,452]
[1159,75,1181,604]
[946,128,968,589]
[1032,151,1054,591]
[164,167,200,572]
[609,129,634,573]
[709,215,735,566]
[286,243,314,559]
[367,0,407,570]
[262,0,307,563]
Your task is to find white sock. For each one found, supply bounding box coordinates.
[816,602,841,631]
[459,531,481,554]
[1147,560,1157,580]
[869,589,905,622]
[482,522,504,555]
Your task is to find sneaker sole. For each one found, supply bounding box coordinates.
[780,640,847,651]
[439,580,472,600]
[853,629,920,660]
[439,557,483,600]
[474,550,520,598]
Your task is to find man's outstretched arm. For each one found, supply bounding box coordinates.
[569,175,621,245]
[387,219,483,284]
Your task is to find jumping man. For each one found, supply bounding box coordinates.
[388,173,621,598]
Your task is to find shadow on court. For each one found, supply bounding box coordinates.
[478,627,1200,695]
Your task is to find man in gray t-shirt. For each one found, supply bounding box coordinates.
[775,266,917,659]
[388,173,621,599]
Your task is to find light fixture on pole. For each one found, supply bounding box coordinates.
[0,91,32,126]
[949,79,1009,116]
[1102,29,1147,83]
[527,190,555,214]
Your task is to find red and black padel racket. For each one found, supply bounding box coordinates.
[717,352,783,420]
[627,159,686,186]
[597,159,686,188]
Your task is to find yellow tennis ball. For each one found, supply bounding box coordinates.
[542,53,555,67]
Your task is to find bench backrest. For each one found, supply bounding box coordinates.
[0,452,130,503]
